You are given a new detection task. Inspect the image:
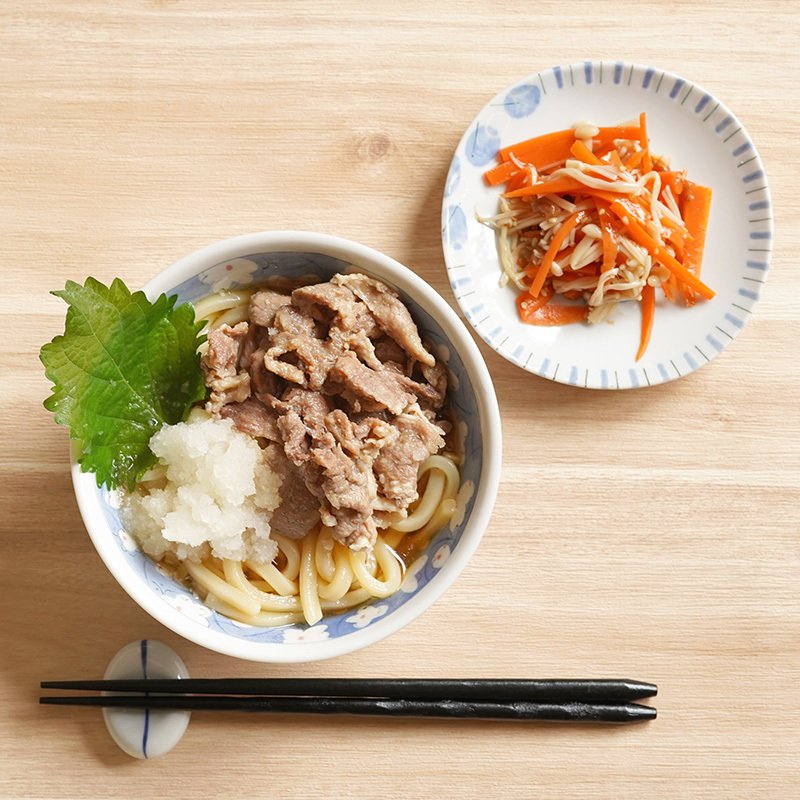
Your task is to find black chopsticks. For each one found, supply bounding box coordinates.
[40,678,655,702]
[40,694,655,722]
[39,678,657,723]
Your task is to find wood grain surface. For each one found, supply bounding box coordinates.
[1,2,798,798]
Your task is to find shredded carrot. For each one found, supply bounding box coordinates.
[504,177,585,199]
[504,168,532,192]
[545,185,628,205]
[639,112,652,173]
[483,160,520,187]
[595,125,643,146]
[532,243,577,273]
[668,272,680,300]
[636,283,656,361]
[516,303,588,326]
[516,287,552,321]
[607,200,715,300]
[608,149,624,169]
[661,275,675,302]
[526,244,575,277]
[499,129,575,167]
[529,210,587,297]
[593,142,617,158]
[481,116,714,358]
[569,139,604,166]
[623,149,645,170]
[569,264,601,278]
[596,203,618,273]
[666,230,687,260]
[681,182,713,306]
[658,171,686,197]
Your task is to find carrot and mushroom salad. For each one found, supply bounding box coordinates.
[479,114,714,360]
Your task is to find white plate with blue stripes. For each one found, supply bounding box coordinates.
[441,61,772,389]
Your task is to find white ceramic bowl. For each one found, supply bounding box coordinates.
[71,232,502,662]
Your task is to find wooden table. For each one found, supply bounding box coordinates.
[2,2,798,797]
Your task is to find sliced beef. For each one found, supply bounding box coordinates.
[293,282,383,371]
[220,398,280,442]
[249,290,291,328]
[396,362,447,410]
[271,388,396,550]
[206,321,247,373]
[273,305,317,337]
[263,351,306,385]
[263,306,338,388]
[250,354,279,401]
[373,336,407,367]
[327,352,415,415]
[325,410,399,460]
[396,377,442,409]
[210,373,250,410]
[263,444,320,540]
[332,273,435,366]
[240,324,279,402]
[274,387,334,465]
[339,329,383,371]
[421,360,448,399]
[275,407,311,465]
[293,281,380,335]
[310,444,378,549]
[239,323,267,371]
[274,336,337,390]
[323,410,362,457]
[293,282,355,322]
[197,274,453,552]
[373,408,445,513]
[201,322,251,414]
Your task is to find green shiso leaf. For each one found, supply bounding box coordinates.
[39,277,207,490]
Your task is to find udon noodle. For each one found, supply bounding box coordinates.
[153,285,462,627]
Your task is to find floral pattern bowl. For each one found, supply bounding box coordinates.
[71,232,502,662]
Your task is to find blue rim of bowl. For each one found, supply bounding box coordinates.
[71,231,503,662]
[441,60,773,389]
